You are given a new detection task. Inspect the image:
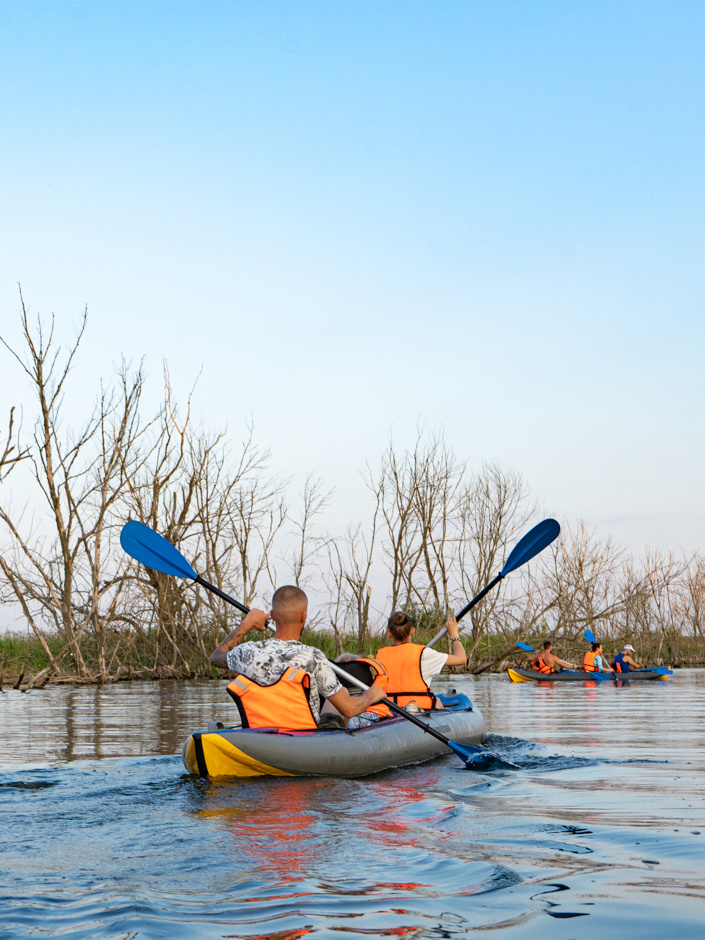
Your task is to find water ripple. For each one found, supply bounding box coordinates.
[1,672,705,937]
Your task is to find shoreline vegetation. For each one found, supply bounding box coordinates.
[1,627,703,693]
[2,297,704,692]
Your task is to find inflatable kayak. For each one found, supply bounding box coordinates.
[182,692,485,778]
[507,667,672,683]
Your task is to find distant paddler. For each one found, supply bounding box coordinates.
[583,641,615,674]
[612,644,643,673]
[528,640,576,674]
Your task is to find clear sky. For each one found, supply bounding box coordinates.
[1,0,704,557]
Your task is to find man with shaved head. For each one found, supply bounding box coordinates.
[211,585,385,731]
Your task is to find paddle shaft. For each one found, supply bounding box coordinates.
[426,574,502,649]
[195,576,249,614]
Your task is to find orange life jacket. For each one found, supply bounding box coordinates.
[350,657,393,719]
[531,653,554,674]
[374,643,437,710]
[226,666,317,732]
[583,651,598,672]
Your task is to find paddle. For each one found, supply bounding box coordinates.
[426,518,561,650]
[120,521,515,771]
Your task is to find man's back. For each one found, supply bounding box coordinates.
[227,636,341,723]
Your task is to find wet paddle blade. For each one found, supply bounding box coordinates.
[448,740,520,771]
[120,521,197,580]
[584,629,596,644]
[500,519,560,577]
[517,641,537,652]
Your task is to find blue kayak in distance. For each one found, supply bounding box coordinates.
[508,667,672,683]
[182,693,485,779]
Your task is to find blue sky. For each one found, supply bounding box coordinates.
[1,0,704,555]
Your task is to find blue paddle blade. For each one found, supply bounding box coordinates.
[584,629,596,644]
[120,521,197,580]
[448,740,520,771]
[500,519,560,577]
[517,641,537,652]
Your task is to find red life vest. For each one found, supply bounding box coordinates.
[531,653,554,674]
[583,651,598,672]
[374,643,437,710]
[226,666,317,731]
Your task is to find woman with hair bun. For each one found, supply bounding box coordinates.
[372,611,467,711]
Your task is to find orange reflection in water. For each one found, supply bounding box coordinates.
[198,778,328,876]
[248,929,314,940]
[195,770,438,889]
[364,767,442,844]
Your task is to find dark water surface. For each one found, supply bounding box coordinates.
[1,671,704,938]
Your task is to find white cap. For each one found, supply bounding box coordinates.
[623,644,635,651]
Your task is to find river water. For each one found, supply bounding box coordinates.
[1,670,704,938]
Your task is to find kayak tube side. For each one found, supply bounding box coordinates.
[182,696,485,779]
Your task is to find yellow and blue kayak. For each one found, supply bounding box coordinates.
[182,693,485,779]
[507,667,672,683]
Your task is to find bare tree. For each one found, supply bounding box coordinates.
[674,554,705,652]
[411,434,464,614]
[285,475,330,590]
[0,293,144,683]
[0,407,30,480]
[323,482,382,655]
[454,463,532,665]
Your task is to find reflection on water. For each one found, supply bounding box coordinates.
[1,671,704,937]
[0,679,227,763]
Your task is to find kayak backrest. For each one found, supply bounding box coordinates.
[330,659,377,690]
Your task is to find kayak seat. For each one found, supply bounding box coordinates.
[436,692,473,710]
[331,659,377,689]
[316,713,346,732]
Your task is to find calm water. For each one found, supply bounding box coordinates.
[1,670,704,938]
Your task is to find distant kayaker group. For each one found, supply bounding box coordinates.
[529,639,644,675]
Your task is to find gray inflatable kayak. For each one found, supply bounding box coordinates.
[182,692,485,778]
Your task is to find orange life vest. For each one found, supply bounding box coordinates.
[583,651,598,672]
[531,654,554,674]
[349,657,393,719]
[374,643,437,710]
[226,666,317,732]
